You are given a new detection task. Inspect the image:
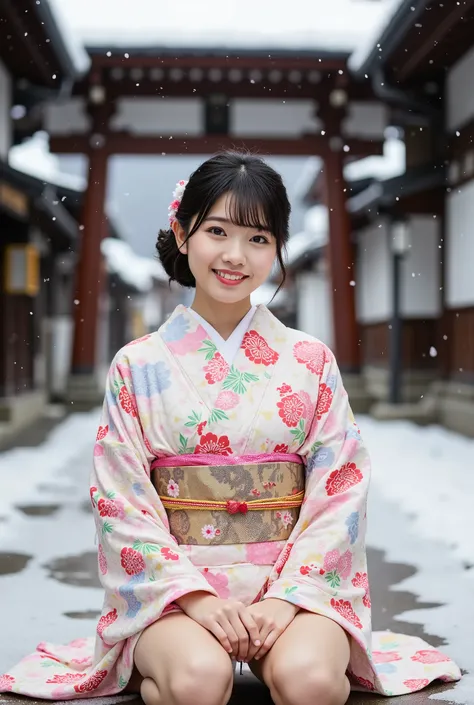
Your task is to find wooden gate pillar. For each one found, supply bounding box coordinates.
[71,143,108,377]
[324,147,360,373]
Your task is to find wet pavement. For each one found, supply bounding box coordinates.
[0,411,471,704]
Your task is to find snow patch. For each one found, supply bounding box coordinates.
[101,237,168,292]
[8,132,85,191]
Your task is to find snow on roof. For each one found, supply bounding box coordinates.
[344,137,406,182]
[285,205,328,266]
[8,132,85,191]
[49,0,392,53]
[348,0,407,74]
[41,0,90,75]
[101,237,168,292]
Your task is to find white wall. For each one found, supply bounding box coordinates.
[44,97,91,135]
[111,98,203,135]
[232,99,320,137]
[356,220,392,323]
[356,216,441,323]
[296,266,333,349]
[343,102,388,139]
[447,45,474,132]
[400,215,441,317]
[446,181,474,306]
[0,60,12,158]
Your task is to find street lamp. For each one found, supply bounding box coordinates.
[389,218,411,404]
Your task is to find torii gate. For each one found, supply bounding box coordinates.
[46,46,388,400]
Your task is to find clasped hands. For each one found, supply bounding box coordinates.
[176,591,299,662]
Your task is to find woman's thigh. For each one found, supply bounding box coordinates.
[250,611,351,705]
[128,612,235,704]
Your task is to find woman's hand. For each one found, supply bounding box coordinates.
[246,598,300,661]
[176,591,261,662]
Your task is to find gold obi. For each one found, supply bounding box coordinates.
[152,461,305,545]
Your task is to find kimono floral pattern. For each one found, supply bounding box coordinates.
[1,304,461,699]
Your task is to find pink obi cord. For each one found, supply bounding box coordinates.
[150,452,302,470]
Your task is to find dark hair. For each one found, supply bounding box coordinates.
[156,151,291,288]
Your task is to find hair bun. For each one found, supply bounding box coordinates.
[156,228,196,288]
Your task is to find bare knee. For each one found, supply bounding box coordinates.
[271,664,349,705]
[168,653,234,705]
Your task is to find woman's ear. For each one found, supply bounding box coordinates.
[171,220,187,254]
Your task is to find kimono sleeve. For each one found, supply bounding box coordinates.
[264,347,372,644]
[91,354,217,646]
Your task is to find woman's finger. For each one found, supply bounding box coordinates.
[207,621,234,654]
[239,608,261,645]
[249,621,274,661]
[254,628,281,661]
[227,612,250,662]
[215,616,241,658]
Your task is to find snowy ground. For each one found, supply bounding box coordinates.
[0,412,473,703]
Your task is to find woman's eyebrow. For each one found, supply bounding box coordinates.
[202,216,232,224]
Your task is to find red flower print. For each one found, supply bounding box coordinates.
[74,670,108,693]
[277,393,305,428]
[197,421,207,435]
[348,674,375,691]
[373,651,402,663]
[161,547,179,561]
[274,543,293,575]
[194,432,233,455]
[300,565,311,575]
[97,608,118,640]
[242,330,279,366]
[251,488,261,497]
[120,547,145,575]
[119,386,137,417]
[277,384,292,396]
[353,572,372,608]
[46,673,85,684]
[204,353,229,384]
[90,486,98,507]
[293,340,327,375]
[274,443,289,453]
[403,679,430,692]
[98,498,123,519]
[411,650,450,664]
[326,463,363,496]
[98,544,107,575]
[0,675,15,691]
[316,383,333,420]
[96,425,108,441]
[330,598,363,629]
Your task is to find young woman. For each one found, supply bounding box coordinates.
[1,152,460,704]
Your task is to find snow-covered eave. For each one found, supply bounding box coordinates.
[101,238,168,294]
[36,0,90,78]
[349,0,426,76]
[86,42,350,59]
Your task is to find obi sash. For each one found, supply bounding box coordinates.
[150,456,305,545]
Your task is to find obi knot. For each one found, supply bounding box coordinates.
[226,500,248,515]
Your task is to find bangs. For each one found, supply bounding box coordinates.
[224,180,274,234]
[189,168,289,247]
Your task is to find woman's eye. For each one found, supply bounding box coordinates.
[252,235,269,244]
[208,226,226,236]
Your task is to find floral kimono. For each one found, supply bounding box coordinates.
[0,305,461,699]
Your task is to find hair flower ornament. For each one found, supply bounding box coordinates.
[168,179,188,226]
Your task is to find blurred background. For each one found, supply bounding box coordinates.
[1,1,474,701]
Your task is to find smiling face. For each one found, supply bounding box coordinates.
[173,192,277,306]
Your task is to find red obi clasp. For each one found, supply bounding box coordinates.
[226,500,248,515]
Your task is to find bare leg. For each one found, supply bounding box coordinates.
[130,612,234,705]
[250,611,351,705]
